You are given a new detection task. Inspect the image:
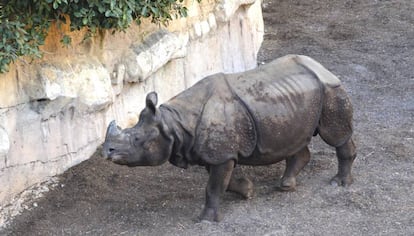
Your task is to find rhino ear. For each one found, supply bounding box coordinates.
[146,92,158,115]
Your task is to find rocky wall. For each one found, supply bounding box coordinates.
[0,0,263,211]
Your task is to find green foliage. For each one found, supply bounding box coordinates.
[0,0,201,73]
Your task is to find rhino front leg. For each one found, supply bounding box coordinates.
[280,146,310,191]
[331,138,356,186]
[205,166,254,200]
[199,160,235,222]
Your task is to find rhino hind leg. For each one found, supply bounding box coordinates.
[279,146,311,191]
[318,85,356,186]
[318,85,354,147]
[227,176,254,199]
[330,138,356,186]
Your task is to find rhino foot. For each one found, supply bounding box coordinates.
[330,174,353,187]
[239,178,254,199]
[227,177,254,199]
[199,207,223,222]
[278,176,296,192]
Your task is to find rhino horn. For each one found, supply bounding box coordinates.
[106,120,122,137]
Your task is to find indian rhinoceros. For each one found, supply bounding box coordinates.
[102,54,356,222]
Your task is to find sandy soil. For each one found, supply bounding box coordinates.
[1,0,413,235]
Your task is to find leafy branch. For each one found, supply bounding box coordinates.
[0,0,200,73]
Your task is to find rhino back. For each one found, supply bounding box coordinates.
[162,55,336,166]
[227,56,324,158]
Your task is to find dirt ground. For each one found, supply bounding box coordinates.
[1,0,413,235]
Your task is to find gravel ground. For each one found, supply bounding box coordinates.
[1,0,413,235]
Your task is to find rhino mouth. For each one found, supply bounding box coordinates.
[109,154,129,165]
[105,149,129,165]
[111,156,127,164]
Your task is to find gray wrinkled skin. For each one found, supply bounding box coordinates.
[102,55,356,222]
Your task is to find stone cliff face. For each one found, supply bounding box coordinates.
[0,0,263,209]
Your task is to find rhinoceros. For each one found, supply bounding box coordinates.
[102,54,356,222]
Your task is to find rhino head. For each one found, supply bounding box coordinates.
[102,92,173,166]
